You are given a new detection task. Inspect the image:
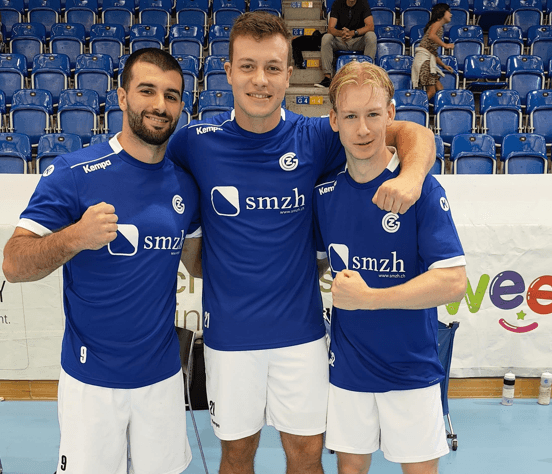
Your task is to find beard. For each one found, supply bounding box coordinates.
[127,104,178,146]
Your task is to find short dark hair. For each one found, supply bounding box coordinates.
[229,12,292,66]
[121,48,184,95]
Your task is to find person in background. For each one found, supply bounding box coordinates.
[316,0,377,88]
[412,3,455,100]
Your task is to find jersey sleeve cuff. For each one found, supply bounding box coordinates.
[317,251,328,260]
[17,218,52,237]
[429,255,466,270]
[186,226,202,238]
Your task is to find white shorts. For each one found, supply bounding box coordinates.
[204,337,329,440]
[325,383,449,464]
[57,368,192,474]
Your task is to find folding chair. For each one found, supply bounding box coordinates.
[176,0,209,28]
[462,55,508,93]
[479,89,523,148]
[139,0,173,35]
[448,25,484,74]
[528,26,552,75]
[57,89,100,144]
[204,54,231,91]
[75,53,114,104]
[434,89,476,146]
[102,0,135,37]
[10,22,47,71]
[394,89,429,127]
[129,23,166,53]
[0,132,32,173]
[375,25,406,63]
[0,53,27,104]
[0,0,25,39]
[488,25,524,75]
[28,0,61,38]
[65,0,99,38]
[335,54,373,72]
[506,55,545,108]
[198,90,233,119]
[371,0,396,26]
[438,321,460,451]
[208,24,231,56]
[90,24,125,68]
[249,0,282,16]
[509,0,543,40]
[169,24,205,61]
[473,0,510,32]
[50,22,86,70]
[400,0,431,40]
[10,88,53,146]
[526,90,552,146]
[430,135,446,175]
[378,54,413,90]
[31,53,71,104]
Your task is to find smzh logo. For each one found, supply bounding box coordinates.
[382,212,400,233]
[328,243,349,273]
[279,153,298,171]
[211,186,240,216]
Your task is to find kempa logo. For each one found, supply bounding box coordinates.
[329,243,405,275]
[83,159,112,174]
[43,165,55,177]
[382,212,400,233]
[318,183,335,196]
[440,197,450,212]
[279,152,298,171]
[172,195,185,214]
[196,125,223,135]
[211,186,306,216]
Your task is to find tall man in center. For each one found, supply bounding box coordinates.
[167,12,437,474]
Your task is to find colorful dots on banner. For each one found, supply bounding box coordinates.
[296,96,324,105]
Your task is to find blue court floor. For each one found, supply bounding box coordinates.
[0,399,550,474]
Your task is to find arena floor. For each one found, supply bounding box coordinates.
[0,399,550,474]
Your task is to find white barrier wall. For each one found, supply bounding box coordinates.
[1,174,551,380]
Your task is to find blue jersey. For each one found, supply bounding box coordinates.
[18,136,201,389]
[314,152,466,393]
[166,109,345,351]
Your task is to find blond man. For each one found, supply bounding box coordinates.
[313,61,467,474]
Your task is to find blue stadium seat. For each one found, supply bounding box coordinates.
[371,0,396,26]
[213,10,241,26]
[528,26,552,74]
[75,53,114,104]
[0,132,32,173]
[335,54,373,72]
[500,133,548,174]
[36,132,82,173]
[462,55,508,92]
[506,55,545,107]
[28,0,61,38]
[434,89,476,146]
[0,53,27,104]
[526,89,552,145]
[102,0,134,36]
[440,56,459,90]
[176,0,209,27]
[50,23,86,70]
[430,134,446,174]
[249,0,282,16]
[394,89,429,127]
[117,53,129,87]
[448,25,484,74]
[10,23,47,70]
[212,0,245,13]
[139,0,172,34]
[58,89,100,144]
[90,132,116,145]
[173,54,199,99]
[204,54,231,91]
[488,25,524,74]
[509,0,543,40]
[0,91,6,131]
[31,53,71,104]
[0,0,25,39]
[473,0,510,32]
[378,54,413,90]
[10,88,53,146]
[409,25,430,56]
[501,133,548,174]
[375,25,405,63]
[175,90,194,130]
[178,7,209,27]
[198,90,233,119]
[104,89,122,134]
[169,24,205,60]
[90,24,125,67]
[400,0,431,40]
[208,24,231,56]
[450,133,496,174]
[479,89,523,147]
[65,0,98,38]
[129,23,165,52]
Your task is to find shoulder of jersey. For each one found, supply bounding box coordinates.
[60,142,117,173]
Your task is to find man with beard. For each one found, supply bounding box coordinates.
[2,49,200,474]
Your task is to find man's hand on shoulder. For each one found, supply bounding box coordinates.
[372,173,423,214]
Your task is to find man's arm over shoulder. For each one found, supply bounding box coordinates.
[2,203,118,283]
[377,121,436,214]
